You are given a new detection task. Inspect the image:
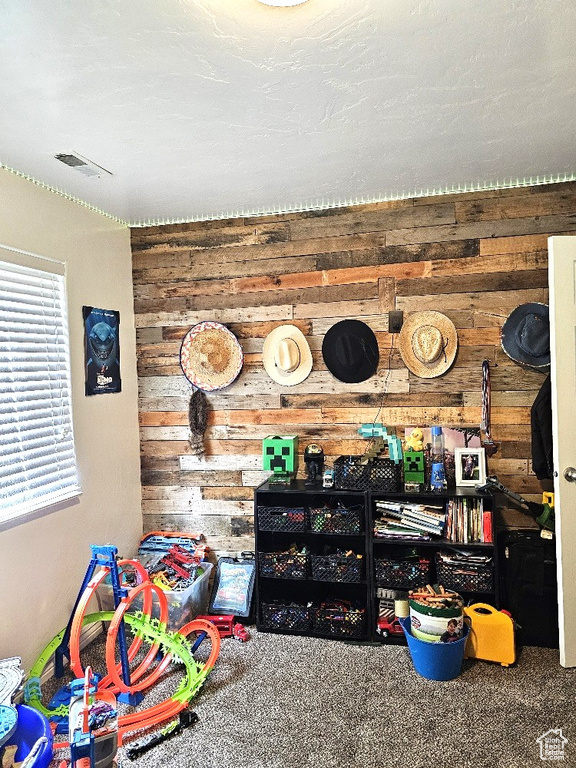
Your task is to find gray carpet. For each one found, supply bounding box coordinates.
[48,629,575,768]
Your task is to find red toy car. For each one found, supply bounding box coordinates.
[195,614,249,642]
[377,615,404,638]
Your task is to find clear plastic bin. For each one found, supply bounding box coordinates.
[97,561,213,632]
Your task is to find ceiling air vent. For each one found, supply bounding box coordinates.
[54,152,112,178]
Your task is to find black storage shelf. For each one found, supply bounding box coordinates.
[255,480,370,642]
[254,480,498,644]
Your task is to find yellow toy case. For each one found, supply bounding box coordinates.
[464,603,516,667]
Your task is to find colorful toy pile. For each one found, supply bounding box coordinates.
[23,545,221,767]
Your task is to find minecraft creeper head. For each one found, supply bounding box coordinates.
[403,449,425,483]
[263,435,299,476]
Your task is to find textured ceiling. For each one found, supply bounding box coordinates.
[1,0,575,225]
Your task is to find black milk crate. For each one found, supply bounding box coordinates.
[310,553,363,583]
[313,605,365,638]
[333,455,402,492]
[435,554,494,593]
[261,602,311,632]
[375,556,431,589]
[308,505,362,535]
[257,505,306,533]
[258,550,308,580]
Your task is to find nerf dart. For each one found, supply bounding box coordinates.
[125,710,199,760]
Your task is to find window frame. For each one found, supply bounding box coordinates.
[0,244,81,528]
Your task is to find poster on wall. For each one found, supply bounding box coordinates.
[83,306,121,396]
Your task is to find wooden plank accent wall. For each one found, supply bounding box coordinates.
[131,181,576,555]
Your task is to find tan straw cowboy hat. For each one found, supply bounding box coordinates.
[399,311,458,378]
[180,321,243,391]
[262,325,313,386]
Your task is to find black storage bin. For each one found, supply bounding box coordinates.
[258,550,308,580]
[435,552,494,593]
[313,603,365,638]
[308,504,362,535]
[499,530,559,648]
[257,506,306,533]
[261,602,311,632]
[375,557,430,589]
[333,456,402,492]
[310,553,363,583]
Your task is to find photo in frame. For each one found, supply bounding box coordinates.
[83,306,121,395]
[455,447,486,487]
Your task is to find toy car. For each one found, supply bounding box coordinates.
[233,623,250,643]
[195,614,249,642]
[377,615,404,638]
[322,469,334,488]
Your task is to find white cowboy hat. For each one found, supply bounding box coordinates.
[262,325,313,386]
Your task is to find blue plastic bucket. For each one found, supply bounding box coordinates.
[4,704,53,768]
[400,616,468,681]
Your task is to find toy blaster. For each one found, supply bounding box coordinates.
[125,710,199,760]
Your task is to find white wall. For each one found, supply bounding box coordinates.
[0,170,142,671]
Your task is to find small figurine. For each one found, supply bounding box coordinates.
[304,443,324,485]
[405,427,424,453]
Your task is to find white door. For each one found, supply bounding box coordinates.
[548,235,576,667]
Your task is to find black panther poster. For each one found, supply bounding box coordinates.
[83,306,121,395]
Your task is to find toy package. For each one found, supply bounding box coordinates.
[209,552,256,619]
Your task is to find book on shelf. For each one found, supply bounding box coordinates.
[445,497,488,544]
[374,500,447,539]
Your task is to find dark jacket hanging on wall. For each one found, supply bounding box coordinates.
[531,374,554,480]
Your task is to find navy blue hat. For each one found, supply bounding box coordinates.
[501,303,550,370]
[322,319,379,383]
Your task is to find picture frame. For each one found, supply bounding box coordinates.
[454,447,486,487]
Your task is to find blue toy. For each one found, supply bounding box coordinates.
[53,545,142,708]
[0,657,23,748]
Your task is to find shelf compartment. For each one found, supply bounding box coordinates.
[261,601,311,632]
[310,554,363,583]
[308,504,362,535]
[258,551,308,580]
[375,556,431,589]
[435,552,494,593]
[312,604,365,638]
[257,505,306,533]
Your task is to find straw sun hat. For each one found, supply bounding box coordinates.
[399,311,458,378]
[180,321,243,391]
[262,325,313,386]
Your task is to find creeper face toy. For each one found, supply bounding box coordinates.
[262,435,298,478]
[403,449,425,484]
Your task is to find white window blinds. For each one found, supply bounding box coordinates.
[0,256,80,525]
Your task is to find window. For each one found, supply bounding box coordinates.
[0,247,80,525]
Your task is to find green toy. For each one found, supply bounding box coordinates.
[403,449,425,484]
[262,435,298,482]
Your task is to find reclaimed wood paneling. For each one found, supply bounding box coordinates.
[131,183,570,553]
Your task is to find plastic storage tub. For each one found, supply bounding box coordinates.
[98,561,213,631]
[400,617,468,681]
[4,705,53,768]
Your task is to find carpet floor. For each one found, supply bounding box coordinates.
[48,629,575,768]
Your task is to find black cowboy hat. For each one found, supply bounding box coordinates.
[322,319,379,383]
[501,303,550,370]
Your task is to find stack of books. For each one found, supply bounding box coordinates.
[374,500,446,540]
[445,497,492,543]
